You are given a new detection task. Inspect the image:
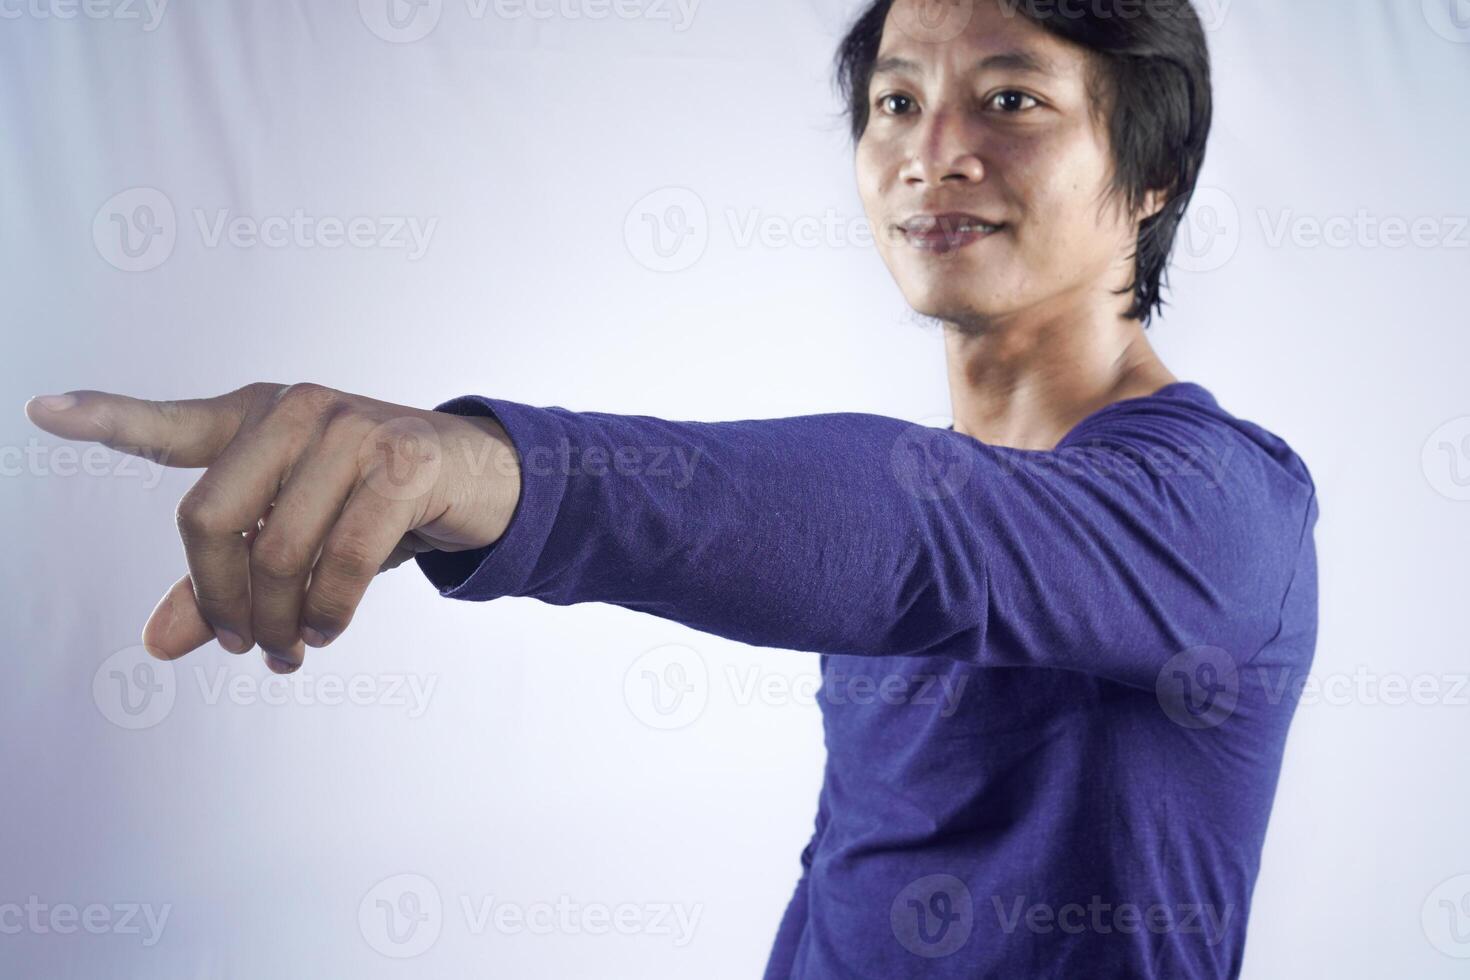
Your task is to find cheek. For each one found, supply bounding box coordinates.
[1004,135,1121,266]
[855,142,890,216]
[856,143,907,259]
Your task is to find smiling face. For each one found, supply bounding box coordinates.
[856,0,1154,330]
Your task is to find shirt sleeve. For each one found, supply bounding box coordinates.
[414,393,1317,691]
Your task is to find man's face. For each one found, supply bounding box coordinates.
[856,0,1145,328]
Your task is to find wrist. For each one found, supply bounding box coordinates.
[460,415,521,547]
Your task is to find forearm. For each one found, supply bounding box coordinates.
[415,396,988,658]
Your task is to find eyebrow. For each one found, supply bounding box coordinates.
[871,50,1057,80]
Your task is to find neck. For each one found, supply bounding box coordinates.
[943,302,1176,451]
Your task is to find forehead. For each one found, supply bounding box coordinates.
[874,0,1083,79]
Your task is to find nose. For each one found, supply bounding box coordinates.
[899,107,984,186]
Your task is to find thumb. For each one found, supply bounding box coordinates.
[142,573,220,661]
[144,509,277,660]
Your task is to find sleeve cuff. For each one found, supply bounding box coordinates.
[413,395,570,601]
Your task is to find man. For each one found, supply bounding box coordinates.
[25,0,1317,976]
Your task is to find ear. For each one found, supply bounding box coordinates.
[1138,188,1168,222]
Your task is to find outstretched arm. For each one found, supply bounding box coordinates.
[22,382,1315,689]
[417,391,1316,691]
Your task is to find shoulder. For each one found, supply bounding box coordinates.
[1062,381,1319,601]
[1063,381,1317,506]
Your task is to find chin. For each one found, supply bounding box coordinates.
[899,278,1014,325]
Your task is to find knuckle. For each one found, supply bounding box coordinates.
[175,482,232,537]
[189,578,247,619]
[145,400,196,465]
[250,534,308,581]
[240,381,285,405]
[276,382,340,416]
[252,619,297,651]
[319,400,372,446]
[320,536,379,583]
[304,591,355,637]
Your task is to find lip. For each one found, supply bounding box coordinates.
[897,212,1007,253]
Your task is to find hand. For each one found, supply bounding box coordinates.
[24,382,521,672]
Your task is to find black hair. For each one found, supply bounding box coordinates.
[834,0,1213,328]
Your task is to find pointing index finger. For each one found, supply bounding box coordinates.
[23,385,265,468]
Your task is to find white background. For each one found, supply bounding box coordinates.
[2,1,1468,977]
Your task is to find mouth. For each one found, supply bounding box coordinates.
[897,213,1007,253]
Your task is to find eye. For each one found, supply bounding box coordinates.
[987,90,1041,113]
[874,92,917,117]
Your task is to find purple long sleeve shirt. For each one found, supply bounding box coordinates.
[415,381,1319,979]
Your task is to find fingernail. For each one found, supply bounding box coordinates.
[302,627,330,648]
[30,394,77,412]
[266,654,298,674]
[217,629,248,654]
